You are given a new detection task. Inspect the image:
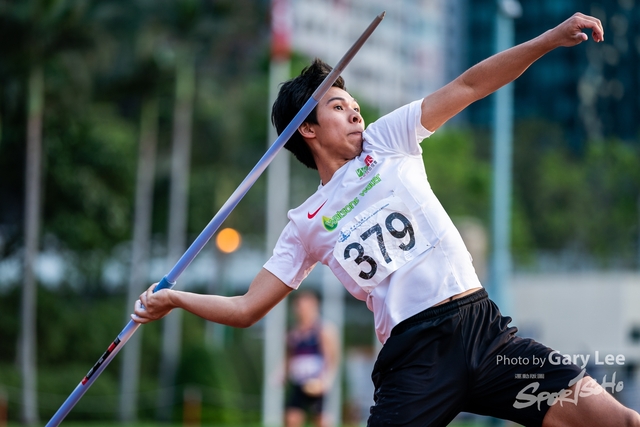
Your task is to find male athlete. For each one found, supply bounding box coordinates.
[285,291,338,427]
[134,12,640,426]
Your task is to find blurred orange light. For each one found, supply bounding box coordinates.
[216,228,241,254]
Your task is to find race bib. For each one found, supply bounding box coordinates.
[289,354,324,384]
[333,196,430,292]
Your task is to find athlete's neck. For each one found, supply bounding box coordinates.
[317,157,351,186]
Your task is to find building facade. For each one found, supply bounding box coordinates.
[467,0,640,147]
[290,0,466,115]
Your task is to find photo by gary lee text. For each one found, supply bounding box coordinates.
[496,351,626,369]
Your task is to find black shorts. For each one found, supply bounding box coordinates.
[286,383,324,416]
[367,289,587,427]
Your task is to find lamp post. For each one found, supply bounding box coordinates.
[488,4,521,424]
[489,0,521,315]
[262,0,291,425]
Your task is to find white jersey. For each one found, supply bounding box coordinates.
[264,100,482,344]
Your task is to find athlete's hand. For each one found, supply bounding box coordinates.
[547,12,604,47]
[131,283,176,324]
[302,378,325,397]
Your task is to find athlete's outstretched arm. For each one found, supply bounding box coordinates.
[420,12,604,132]
[132,268,293,328]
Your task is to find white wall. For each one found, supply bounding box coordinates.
[510,273,640,363]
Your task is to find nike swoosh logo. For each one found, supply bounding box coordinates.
[308,200,328,219]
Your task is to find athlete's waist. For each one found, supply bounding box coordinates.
[390,287,486,337]
[433,287,483,307]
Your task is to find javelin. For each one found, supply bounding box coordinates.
[45,11,385,426]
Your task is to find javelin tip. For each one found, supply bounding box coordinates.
[379,11,386,19]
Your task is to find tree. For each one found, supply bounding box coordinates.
[0,1,94,423]
[84,2,169,420]
[152,1,202,419]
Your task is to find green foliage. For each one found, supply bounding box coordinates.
[0,0,273,284]
[0,361,121,422]
[0,287,265,423]
[44,105,136,253]
[422,129,492,220]
[512,119,640,267]
[174,325,263,425]
[546,140,640,261]
[420,128,534,264]
[583,141,640,260]
[189,71,270,237]
[2,2,640,424]
[0,0,94,68]
[0,285,127,421]
[0,285,130,365]
[419,122,640,269]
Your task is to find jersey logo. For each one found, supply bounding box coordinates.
[356,155,378,179]
[322,197,360,231]
[308,200,328,219]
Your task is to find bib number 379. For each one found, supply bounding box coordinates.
[334,197,429,292]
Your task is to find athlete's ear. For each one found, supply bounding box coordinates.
[298,121,315,139]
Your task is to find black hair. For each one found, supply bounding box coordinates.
[271,58,346,170]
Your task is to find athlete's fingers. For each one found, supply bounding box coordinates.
[144,284,174,321]
[131,283,157,323]
[137,283,156,305]
[131,299,149,324]
[570,13,604,43]
[578,13,604,42]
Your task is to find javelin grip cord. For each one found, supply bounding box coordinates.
[45,11,384,426]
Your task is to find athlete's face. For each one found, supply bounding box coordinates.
[294,294,319,326]
[309,87,365,160]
